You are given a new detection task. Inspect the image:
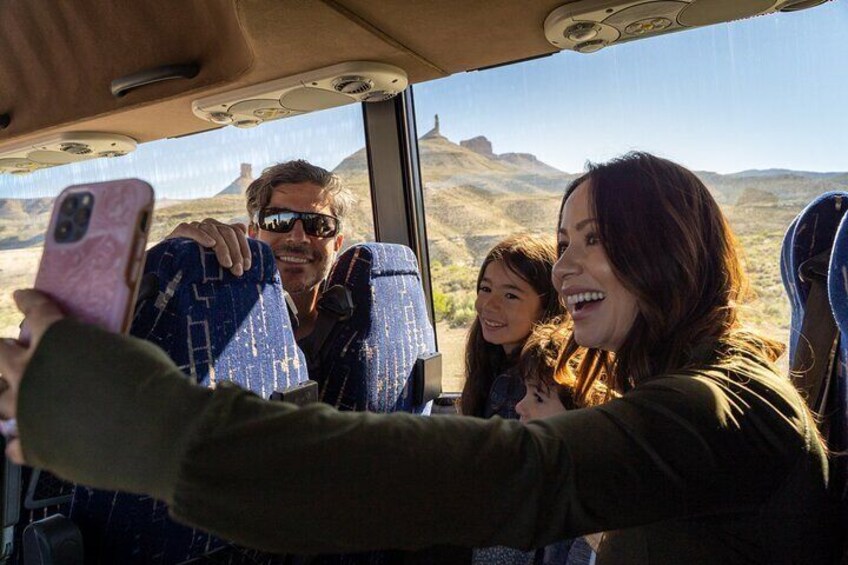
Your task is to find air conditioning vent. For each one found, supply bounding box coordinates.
[0,133,136,175]
[192,62,408,128]
[333,76,373,95]
[59,142,93,155]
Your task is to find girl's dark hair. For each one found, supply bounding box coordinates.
[518,319,610,409]
[556,152,784,400]
[517,319,577,409]
[460,234,565,417]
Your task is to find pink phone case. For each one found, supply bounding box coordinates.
[30,179,154,336]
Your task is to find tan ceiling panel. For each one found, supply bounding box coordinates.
[231,0,444,85]
[335,0,565,73]
[0,0,253,144]
[0,0,458,147]
[0,0,812,150]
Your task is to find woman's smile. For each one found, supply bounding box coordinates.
[553,181,640,352]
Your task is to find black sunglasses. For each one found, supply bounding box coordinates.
[254,208,340,238]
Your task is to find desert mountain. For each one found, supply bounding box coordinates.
[694,170,847,205]
[216,163,254,196]
[0,198,27,222]
[729,169,846,180]
[1,118,845,255]
[0,197,54,249]
[0,197,52,221]
[459,135,562,175]
[331,116,579,261]
[335,115,578,196]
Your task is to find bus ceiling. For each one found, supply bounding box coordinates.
[0,0,832,173]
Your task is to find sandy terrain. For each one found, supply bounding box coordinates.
[436,321,469,393]
[0,247,41,336]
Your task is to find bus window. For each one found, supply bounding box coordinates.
[0,104,374,337]
[413,3,847,392]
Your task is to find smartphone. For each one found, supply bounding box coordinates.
[23,179,154,341]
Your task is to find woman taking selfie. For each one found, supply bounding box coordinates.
[0,152,839,563]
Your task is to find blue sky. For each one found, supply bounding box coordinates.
[1,2,845,200]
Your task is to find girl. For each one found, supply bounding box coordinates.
[461,235,567,565]
[460,234,565,419]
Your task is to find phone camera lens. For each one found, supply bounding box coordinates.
[74,206,91,226]
[56,220,74,242]
[61,196,78,216]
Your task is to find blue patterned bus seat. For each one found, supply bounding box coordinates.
[779,214,798,356]
[827,212,848,539]
[129,237,306,392]
[781,192,848,361]
[69,237,306,564]
[317,242,437,415]
[305,243,438,565]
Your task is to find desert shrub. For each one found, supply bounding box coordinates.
[433,289,451,322]
[451,306,477,328]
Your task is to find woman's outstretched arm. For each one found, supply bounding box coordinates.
[16,320,809,555]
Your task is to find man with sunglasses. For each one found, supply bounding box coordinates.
[165,160,355,344]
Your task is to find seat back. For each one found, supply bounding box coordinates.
[69,237,308,564]
[306,243,439,565]
[130,237,307,393]
[779,214,800,357]
[827,212,848,557]
[316,242,438,414]
[782,192,848,362]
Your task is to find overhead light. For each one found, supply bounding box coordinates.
[208,112,234,125]
[0,133,136,175]
[233,119,262,129]
[227,99,290,121]
[625,17,672,36]
[575,39,608,53]
[253,107,289,120]
[192,62,408,128]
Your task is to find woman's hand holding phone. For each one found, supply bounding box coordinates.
[1,178,154,463]
[29,179,154,335]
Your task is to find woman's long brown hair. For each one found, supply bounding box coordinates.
[557,152,784,402]
[460,234,565,417]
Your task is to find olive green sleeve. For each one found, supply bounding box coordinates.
[18,319,213,502]
[17,319,807,555]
